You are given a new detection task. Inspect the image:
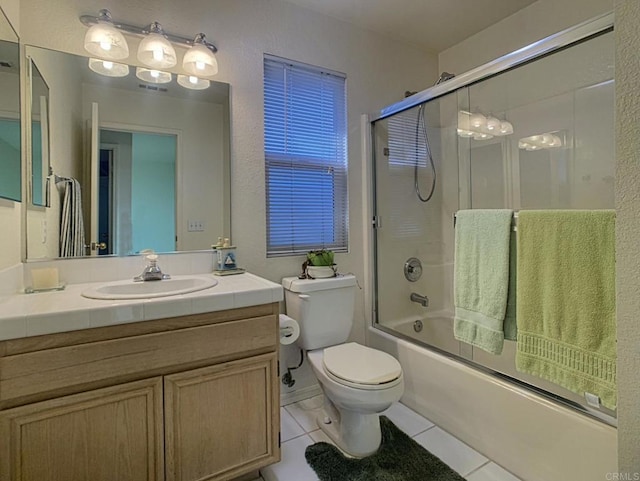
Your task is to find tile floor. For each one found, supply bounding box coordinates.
[260,395,522,481]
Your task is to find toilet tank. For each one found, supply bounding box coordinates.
[282,275,356,350]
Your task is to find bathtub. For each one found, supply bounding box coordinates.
[368,322,617,481]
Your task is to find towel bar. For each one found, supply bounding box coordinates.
[453,211,518,231]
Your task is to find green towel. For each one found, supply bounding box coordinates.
[504,232,518,341]
[515,210,616,410]
[454,209,513,355]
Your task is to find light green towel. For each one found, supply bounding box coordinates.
[515,210,616,410]
[503,232,517,341]
[454,209,513,355]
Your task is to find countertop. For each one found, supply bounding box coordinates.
[0,272,283,341]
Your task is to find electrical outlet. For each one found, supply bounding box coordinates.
[187,220,205,232]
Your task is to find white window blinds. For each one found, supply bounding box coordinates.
[264,55,348,257]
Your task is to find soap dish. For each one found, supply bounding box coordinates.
[213,268,246,276]
[25,284,66,294]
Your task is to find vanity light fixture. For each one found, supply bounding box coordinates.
[88,58,130,77]
[136,67,172,84]
[83,10,129,60]
[80,9,219,80]
[177,74,211,90]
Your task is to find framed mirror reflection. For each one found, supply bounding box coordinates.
[0,12,20,203]
[24,45,231,260]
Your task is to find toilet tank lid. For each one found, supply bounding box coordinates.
[282,274,357,293]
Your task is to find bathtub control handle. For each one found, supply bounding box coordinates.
[410,292,429,308]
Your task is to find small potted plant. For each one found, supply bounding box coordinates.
[302,249,336,278]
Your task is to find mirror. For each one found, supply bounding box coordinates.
[28,59,50,207]
[24,45,230,259]
[0,8,20,202]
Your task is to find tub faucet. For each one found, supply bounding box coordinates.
[410,292,429,307]
[134,254,170,282]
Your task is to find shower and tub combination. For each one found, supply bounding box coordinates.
[366,13,617,480]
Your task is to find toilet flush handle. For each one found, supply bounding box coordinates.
[298,294,310,300]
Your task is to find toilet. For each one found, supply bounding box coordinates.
[282,274,404,457]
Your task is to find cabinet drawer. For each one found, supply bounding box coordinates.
[0,315,277,408]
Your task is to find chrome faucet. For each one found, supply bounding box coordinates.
[134,254,170,282]
[410,292,429,307]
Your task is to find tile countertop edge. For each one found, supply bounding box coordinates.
[0,272,284,341]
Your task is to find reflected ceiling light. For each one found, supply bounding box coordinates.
[83,9,129,60]
[458,110,513,140]
[519,132,563,150]
[138,22,177,69]
[88,58,130,77]
[183,34,218,77]
[177,74,211,90]
[136,67,172,84]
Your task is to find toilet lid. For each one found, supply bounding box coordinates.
[323,342,402,385]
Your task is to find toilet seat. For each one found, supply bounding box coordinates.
[322,342,402,390]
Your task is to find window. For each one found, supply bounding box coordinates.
[264,55,348,257]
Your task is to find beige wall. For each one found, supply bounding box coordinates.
[439,0,612,75]
[614,0,640,473]
[17,0,437,345]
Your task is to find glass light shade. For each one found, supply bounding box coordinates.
[550,135,562,147]
[136,67,172,84]
[84,21,129,60]
[88,58,129,77]
[177,74,211,90]
[469,113,486,129]
[486,116,501,131]
[183,43,218,77]
[499,121,514,135]
[137,32,177,68]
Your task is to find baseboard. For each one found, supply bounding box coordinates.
[280,384,322,406]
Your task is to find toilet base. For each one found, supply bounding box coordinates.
[316,403,382,458]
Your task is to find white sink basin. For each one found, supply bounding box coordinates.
[82,275,218,300]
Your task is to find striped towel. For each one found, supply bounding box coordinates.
[59,179,86,257]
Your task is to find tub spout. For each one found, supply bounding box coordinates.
[410,292,429,307]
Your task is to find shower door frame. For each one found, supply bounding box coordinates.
[366,12,615,425]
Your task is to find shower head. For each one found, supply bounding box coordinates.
[435,72,455,85]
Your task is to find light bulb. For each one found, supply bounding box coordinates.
[150,70,160,78]
[541,134,554,144]
[100,40,112,51]
[152,48,164,62]
[196,61,205,71]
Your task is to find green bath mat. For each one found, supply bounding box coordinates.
[305,416,465,481]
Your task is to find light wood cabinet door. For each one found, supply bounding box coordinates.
[164,353,279,481]
[0,377,164,481]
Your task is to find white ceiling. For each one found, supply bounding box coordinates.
[282,0,537,53]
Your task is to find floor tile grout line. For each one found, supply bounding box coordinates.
[409,423,437,439]
[463,460,491,478]
[282,405,316,434]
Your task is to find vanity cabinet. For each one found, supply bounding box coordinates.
[0,303,280,481]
